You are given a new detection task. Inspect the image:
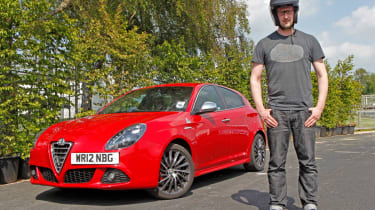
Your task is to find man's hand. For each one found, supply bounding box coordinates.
[260,109,278,128]
[305,107,323,127]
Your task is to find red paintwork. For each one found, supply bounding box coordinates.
[29,83,265,190]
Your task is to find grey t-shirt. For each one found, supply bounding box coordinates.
[252,30,325,110]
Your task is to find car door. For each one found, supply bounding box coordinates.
[190,85,232,170]
[216,86,250,161]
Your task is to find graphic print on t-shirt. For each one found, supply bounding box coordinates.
[270,43,304,63]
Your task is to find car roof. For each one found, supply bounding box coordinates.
[146,83,207,88]
[140,83,244,96]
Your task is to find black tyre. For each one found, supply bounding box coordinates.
[149,144,195,199]
[243,133,266,172]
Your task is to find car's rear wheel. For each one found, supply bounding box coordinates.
[150,144,195,199]
[243,133,266,171]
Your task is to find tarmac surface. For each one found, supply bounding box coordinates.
[1,132,374,210]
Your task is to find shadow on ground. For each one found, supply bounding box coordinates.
[36,165,254,206]
[36,188,154,206]
[232,190,302,210]
[192,165,250,190]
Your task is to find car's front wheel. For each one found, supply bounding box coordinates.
[150,144,195,199]
[243,133,266,171]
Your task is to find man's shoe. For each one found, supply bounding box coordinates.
[270,205,284,210]
[304,203,317,210]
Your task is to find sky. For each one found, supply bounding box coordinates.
[246,0,375,73]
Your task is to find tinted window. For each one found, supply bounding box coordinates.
[193,85,224,113]
[99,86,193,114]
[218,87,245,109]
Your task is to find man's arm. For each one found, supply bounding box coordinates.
[305,58,329,127]
[250,62,278,128]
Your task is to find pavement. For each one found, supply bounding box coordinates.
[0,131,374,210]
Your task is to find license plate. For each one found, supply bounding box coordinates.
[71,153,119,165]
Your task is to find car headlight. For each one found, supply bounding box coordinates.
[105,123,147,150]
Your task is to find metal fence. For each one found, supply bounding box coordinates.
[355,95,375,130]
[60,83,113,120]
[361,95,375,109]
[355,110,375,130]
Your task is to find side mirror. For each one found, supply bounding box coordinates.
[197,101,217,114]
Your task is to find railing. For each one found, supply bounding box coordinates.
[355,110,375,130]
[361,95,375,109]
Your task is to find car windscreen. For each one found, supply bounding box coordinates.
[99,86,194,114]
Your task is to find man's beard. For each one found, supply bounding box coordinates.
[280,23,294,30]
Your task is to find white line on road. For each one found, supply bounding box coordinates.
[341,138,357,141]
[256,172,267,175]
[334,151,361,154]
[0,179,29,187]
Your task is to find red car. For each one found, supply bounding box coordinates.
[30,83,266,199]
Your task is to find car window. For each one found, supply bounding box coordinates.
[99,86,193,114]
[193,85,224,113]
[217,87,245,109]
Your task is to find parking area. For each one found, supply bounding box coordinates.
[1,132,375,210]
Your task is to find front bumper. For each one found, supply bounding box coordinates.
[30,166,138,190]
[29,142,162,190]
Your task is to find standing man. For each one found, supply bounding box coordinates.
[250,0,328,210]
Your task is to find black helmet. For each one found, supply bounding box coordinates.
[270,0,299,26]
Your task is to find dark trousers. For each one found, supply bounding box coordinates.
[267,110,318,207]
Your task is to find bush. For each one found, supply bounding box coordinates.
[313,61,340,128]
[314,56,363,128]
[332,56,363,126]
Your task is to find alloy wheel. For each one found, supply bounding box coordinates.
[151,144,194,199]
[254,135,266,167]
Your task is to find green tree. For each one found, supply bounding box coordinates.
[126,0,251,56]
[56,0,154,114]
[0,0,75,157]
[0,0,22,156]
[313,61,340,128]
[354,68,369,88]
[1,0,255,158]
[354,68,375,95]
[312,57,363,128]
[365,73,375,94]
[332,56,363,126]
[55,0,253,101]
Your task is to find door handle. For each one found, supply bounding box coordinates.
[222,118,231,123]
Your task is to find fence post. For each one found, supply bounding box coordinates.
[358,111,361,128]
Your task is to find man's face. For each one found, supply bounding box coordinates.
[277,6,294,30]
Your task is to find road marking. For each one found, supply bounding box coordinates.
[341,138,357,141]
[256,172,267,175]
[334,151,361,154]
[0,179,29,187]
[316,157,323,160]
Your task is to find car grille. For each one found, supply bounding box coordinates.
[64,168,96,183]
[39,167,57,183]
[51,139,73,174]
